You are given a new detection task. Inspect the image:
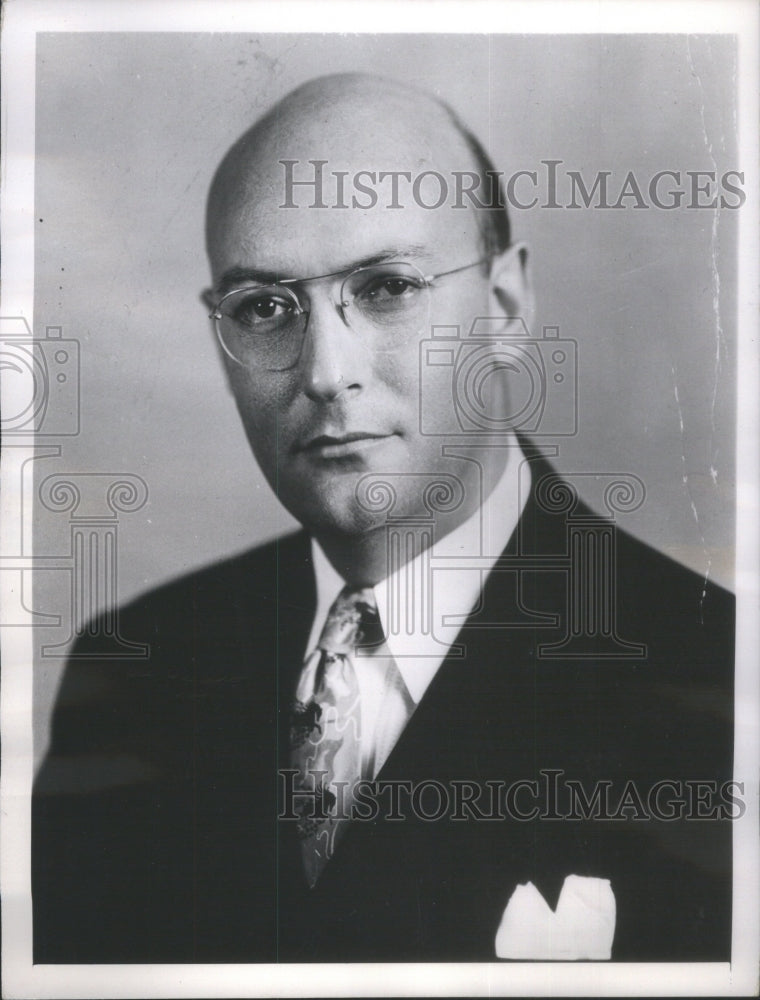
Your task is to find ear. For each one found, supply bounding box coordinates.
[488,242,535,336]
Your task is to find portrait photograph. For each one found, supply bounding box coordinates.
[1,1,758,997]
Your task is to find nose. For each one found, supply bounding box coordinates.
[300,296,367,402]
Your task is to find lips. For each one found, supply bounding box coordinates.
[296,431,395,459]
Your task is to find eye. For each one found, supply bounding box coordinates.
[226,288,299,328]
[372,277,414,298]
[359,274,425,303]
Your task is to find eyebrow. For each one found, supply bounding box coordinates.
[214,245,431,296]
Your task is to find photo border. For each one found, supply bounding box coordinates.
[2,1,757,996]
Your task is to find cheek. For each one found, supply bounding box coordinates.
[377,349,420,398]
[229,371,292,469]
[232,376,270,429]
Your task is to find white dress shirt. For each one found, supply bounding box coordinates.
[305,435,529,779]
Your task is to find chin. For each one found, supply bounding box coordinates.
[281,485,386,540]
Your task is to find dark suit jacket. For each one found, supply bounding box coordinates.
[33,452,734,963]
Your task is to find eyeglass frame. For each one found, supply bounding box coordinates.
[205,253,499,370]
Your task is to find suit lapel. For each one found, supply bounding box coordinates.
[374,448,569,789]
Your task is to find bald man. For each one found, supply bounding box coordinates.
[34,74,734,964]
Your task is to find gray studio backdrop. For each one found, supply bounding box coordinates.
[32,33,737,766]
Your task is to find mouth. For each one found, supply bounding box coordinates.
[297,431,396,460]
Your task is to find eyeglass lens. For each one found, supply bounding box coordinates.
[215,261,431,370]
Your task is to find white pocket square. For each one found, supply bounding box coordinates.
[495,875,616,960]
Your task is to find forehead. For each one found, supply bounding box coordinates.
[207,85,484,282]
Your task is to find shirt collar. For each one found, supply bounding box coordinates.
[309,433,529,704]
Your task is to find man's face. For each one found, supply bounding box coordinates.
[207,89,529,541]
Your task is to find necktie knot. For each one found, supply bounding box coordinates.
[317,585,381,656]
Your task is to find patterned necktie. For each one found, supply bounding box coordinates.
[290,585,381,888]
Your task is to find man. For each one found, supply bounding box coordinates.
[33,74,734,963]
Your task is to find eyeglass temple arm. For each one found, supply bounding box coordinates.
[425,251,504,284]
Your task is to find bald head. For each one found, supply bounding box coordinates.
[205,73,509,277]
